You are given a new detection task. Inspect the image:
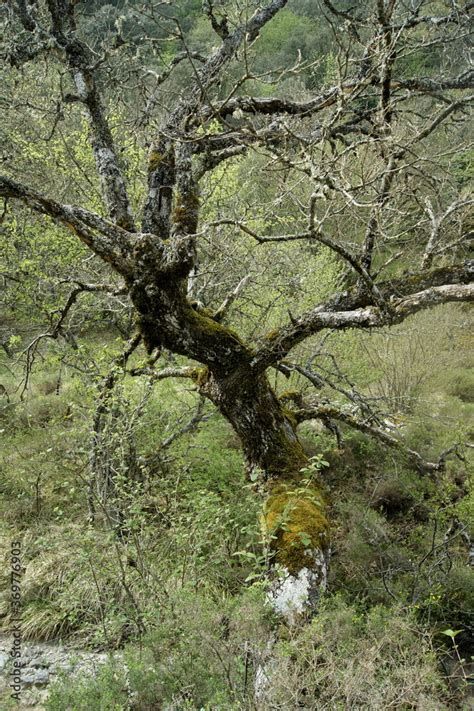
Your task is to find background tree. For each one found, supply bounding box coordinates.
[1,0,472,631]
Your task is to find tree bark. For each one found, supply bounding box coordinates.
[201,367,330,623]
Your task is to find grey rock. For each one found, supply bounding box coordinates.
[0,634,123,708]
[53,660,75,673]
[22,668,50,686]
[30,656,50,669]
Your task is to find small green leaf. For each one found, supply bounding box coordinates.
[298,532,312,547]
[232,550,256,559]
[441,628,463,639]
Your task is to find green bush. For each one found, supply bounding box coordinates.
[447,369,474,403]
[47,659,129,711]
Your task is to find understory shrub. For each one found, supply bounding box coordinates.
[267,598,451,710]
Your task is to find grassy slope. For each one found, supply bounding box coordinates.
[0,308,472,709]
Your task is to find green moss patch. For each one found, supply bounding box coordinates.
[263,481,329,574]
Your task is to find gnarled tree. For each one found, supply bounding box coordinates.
[1,0,473,622]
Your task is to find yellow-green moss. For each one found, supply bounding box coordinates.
[192,366,209,386]
[262,427,306,476]
[173,204,189,225]
[262,481,329,574]
[173,190,200,226]
[279,389,302,402]
[191,304,215,319]
[184,303,245,346]
[147,150,164,174]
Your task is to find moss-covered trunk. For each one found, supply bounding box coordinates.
[200,367,330,623]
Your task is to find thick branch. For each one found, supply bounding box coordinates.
[43,1,135,230]
[142,0,289,232]
[398,72,474,94]
[0,175,134,275]
[203,89,342,120]
[196,71,472,124]
[70,64,136,230]
[252,265,474,370]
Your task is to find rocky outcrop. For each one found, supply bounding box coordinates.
[0,635,111,709]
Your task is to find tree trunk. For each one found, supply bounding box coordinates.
[130,273,330,623]
[200,367,330,623]
[199,366,330,703]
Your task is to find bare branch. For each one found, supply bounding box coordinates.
[294,402,451,474]
[0,175,134,275]
[58,280,127,296]
[140,51,208,127]
[18,282,124,396]
[213,275,251,323]
[128,365,200,380]
[210,214,389,309]
[160,397,208,450]
[394,2,474,30]
[421,199,473,270]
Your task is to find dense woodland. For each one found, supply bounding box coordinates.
[0,1,473,709]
